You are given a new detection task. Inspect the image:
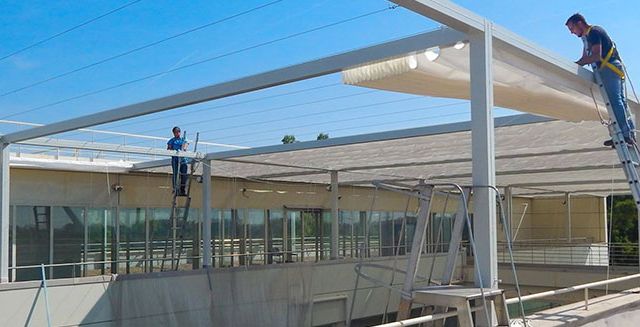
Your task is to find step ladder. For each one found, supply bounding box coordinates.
[373,181,507,326]
[592,67,640,210]
[160,132,200,271]
[32,206,50,235]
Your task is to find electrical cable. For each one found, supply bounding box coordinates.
[0,0,143,62]
[0,0,283,97]
[0,6,397,120]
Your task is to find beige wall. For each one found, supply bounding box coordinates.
[9,168,606,243]
[528,196,606,242]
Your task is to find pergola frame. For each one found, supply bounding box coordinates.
[0,4,613,316]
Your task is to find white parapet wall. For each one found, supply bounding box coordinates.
[0,254,459,326]
[498,243,609,266]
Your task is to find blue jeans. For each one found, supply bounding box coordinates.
[171,157,188,192]
[600,60,635,139]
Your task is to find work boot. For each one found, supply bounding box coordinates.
[604,137,635,148]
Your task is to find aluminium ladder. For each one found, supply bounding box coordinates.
[592,66,640,211]
[160,132,200,271]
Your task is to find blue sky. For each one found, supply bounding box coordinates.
[0,0,638,150]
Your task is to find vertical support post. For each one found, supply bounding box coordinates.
[203,160,212,267]
[505,186,513,235]
[565,192,572,242]
[330,171,339,260]
[470,19,497,326]
[442,187,471,285]
[0,144,9,283]
[397,184,433,321]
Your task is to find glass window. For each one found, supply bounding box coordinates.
[149,207,170,271]
[51,206,84,278]
[287,210,302,262]
[119,208,146,273]
[368,211,381,257]
[213,209,233,267]
[247,209,265,265]
[267,209,284,264]
[380,211,395,256]
[86,208,114,276]
[14,206,50,281]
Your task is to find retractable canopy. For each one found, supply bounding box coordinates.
[343,43,639,122]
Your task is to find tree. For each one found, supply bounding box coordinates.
[316,133,329,140]
[281,135,296,144]
[607,195,638,266]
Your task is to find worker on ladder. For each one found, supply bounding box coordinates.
[167,126,189,196]
[566,13,635,146]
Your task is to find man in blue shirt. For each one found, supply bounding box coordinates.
[566,13,635,146]
[167,126,189,195]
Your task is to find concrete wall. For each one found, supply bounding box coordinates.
[0,254,461,327]
[526,196,606,242]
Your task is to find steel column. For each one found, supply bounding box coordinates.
[470,19,497,326]
[330,171,339,260]
[202,160,212,267]
[0,144,9,283]
[397,184,434,321]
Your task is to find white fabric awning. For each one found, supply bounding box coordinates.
[342,44,638,122]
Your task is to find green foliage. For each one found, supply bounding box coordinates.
[607,195,638,265]
[608,195,638,243]
[316,133,329,140]
[281,134,296,144]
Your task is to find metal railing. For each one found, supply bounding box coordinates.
[505,272,640,310]
[373,273,640,327]
[497,241,639,267]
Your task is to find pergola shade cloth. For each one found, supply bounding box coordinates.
[342,44,638,122]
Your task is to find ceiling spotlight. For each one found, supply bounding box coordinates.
[454,41,467,50]
[424,47,440,61]
[407,55,418,69]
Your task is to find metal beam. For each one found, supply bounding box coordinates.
[0,144,9,283]
[330,171,339,260]
[430,164,624,180]
[131,114,550,170]
[0,28,465,144]
[469,19,497,326]
[391,0,595,85]
[18,137,204,159]
[202,160,212,267]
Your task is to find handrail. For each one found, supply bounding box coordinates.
[505,272,640,309]
[0,119,248,149]
[373,304,483,327]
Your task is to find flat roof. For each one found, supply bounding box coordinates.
[10,114,625,196]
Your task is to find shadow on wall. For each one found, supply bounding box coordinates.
[79,265,314,326]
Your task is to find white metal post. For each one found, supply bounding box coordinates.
[397,184,434,321]
[330,171,339,260]
[0,144,9,283]
[470,19,497,326]
[565,192,572,242]
[202,160,212,267]
[505,186,513,235]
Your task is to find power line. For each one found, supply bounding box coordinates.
[0,0,283,97]
[0,6,397,121]
[214,101,467,142]
[107,95,442,145]
[99,82,341,131]
[123,90,379,136]
[197,95,422,134]
[236,108,470,146]
[87,89,378,143]
[0,0,143,62]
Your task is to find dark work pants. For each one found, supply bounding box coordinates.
[171,157,188,193]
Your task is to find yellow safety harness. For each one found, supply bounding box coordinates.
[586,26,625,79]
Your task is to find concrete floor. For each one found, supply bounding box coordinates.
[524,287,640,326]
